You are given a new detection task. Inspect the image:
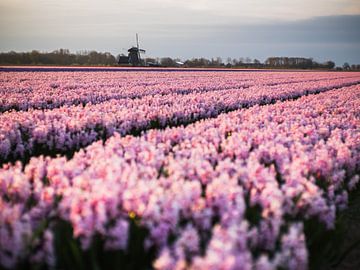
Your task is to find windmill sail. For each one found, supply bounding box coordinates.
[136,33,141,63]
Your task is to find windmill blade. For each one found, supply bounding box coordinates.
[136,33,140,50]
[139,49,146,53]
[136,33,142,63]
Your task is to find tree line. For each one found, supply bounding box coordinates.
[0,49,359,70]
[0,49,116,66]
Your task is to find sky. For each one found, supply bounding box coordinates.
[0,0,360,65]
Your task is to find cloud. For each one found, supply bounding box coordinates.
[206,15,360,44]
[0,0,359,64]
[142,15,360,64]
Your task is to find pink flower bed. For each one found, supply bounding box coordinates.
[1,74,359,164]
[0,82,359,269]
[1,71,357,112]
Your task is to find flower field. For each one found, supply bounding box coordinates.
[0,69,359,270]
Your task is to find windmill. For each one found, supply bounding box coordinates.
[127,34,146,66]
[118,34,148,66]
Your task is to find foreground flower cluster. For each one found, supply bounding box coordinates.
[1,74,359,164]
[1,82,359,269]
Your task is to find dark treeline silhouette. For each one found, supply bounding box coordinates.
[153,56,359,70]
[264,57,335,69]
[1,49,360,70]
[0,49,116,66]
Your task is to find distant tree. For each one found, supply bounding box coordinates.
[160,57,177,67]
[343,62,350,70]
[209,57,223,66]
[324,61,335,69]
[30,50,41,64]
[265,57,316,69]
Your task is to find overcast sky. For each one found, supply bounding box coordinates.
[1,0,359,65]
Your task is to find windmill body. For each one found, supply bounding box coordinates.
[118,34,146,66]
